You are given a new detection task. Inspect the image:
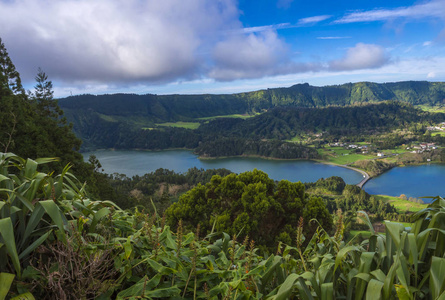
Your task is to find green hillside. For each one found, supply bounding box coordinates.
[59,81,445,150]
[59,81,445,124]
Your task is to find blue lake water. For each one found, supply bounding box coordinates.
[83,149,364,184]
[83,150,445,200]
[364,164,445,199]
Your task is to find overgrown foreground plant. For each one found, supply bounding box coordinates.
[1,152,444,299]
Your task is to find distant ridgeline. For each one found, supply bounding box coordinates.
[59,81,445,155]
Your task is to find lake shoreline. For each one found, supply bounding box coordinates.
[314,160,371,187]
[82,149,363,184]
[84,149,444,198]
[83,147,444,188]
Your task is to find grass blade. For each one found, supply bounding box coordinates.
[0,218,21,276]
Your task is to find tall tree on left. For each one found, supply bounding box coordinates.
[0,38,28,152]
[0,38,82,170]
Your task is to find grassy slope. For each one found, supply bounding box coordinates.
[156,121,201,129]
[375,194,427,213]
[318,147,374,165]
[196,113,260,120]
[417,105,445,113]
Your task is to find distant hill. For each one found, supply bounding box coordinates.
[60,81,445,116]
[58,81,445,150]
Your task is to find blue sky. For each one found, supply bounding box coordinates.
[0,0,444,97]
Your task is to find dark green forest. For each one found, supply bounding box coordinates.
[58,80,445,153]
[60,81,445,121]
[58,96,445,158]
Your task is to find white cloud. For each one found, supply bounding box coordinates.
[0,0,241,84]
[298,15,331,25]
[329,43,390,71]
[427,72,436,78]
[242,23,292,34]
[209,30,291,80]
[335,0,445,24]
[317,36,352,40]
[423,41,432,46]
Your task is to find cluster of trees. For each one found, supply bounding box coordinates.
[215,102,445,140]
[104,166,232,211]
[194,137,320,158]
[352,160,396,177]
[336,185,397,220]
[305,176,398,222]
[0,39,82,170]
[0,38,122,202]
[305,176,347,195]
[165,169,333,250]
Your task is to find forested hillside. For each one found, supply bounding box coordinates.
[201,101,445,140]
[60,98,445,156]
[59,81,445,127]
[59,81,445,152]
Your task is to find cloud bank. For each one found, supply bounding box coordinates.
[0,0,242,84]
[329,43,390,71]
[0,0,403,91]
[335,0,445,24]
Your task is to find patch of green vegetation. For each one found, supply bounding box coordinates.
[416,105,445,113]
[288,135,306,142]
[349,230,372,239]
[384,147,408,154]
[156,121,201,129]
[431,131,445,137]
[196,113,260,120]
[324,152,373,165]
[98,113,118,122]
[375,195,427,213]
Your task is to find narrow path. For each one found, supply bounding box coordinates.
[314,160,371,189]
[339,164,370,188]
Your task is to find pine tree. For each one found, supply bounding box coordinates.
[32,67,65,123]
[0,37,81,166]
[0,38,24,96]
[0,38,28,152]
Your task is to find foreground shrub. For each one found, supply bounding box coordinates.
[1,153,444,299]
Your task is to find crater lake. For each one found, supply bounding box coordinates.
[83,149,364,184]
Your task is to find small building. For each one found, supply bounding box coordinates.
[377,152,384,157]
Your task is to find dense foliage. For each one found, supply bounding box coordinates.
[1,153,445,299]
[0,38,83,170]
[194,138,320,159]
[200,102,445,140]
[165,169,333,250]
[59,95,445,155]
[305,176,398,227]
[104,166,232,211]
[59,81,445,122]
[0,38,121,202]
